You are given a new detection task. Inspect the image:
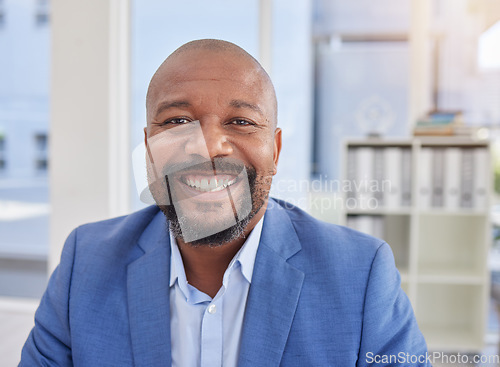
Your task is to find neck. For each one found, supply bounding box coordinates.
[175,204,266,298]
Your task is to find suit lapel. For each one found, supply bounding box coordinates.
[127,211,172,367]
[238,201,305,367]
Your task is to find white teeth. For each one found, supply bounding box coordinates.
[184,176,237,192]
[200,178,209,191]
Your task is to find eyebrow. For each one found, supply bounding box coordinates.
[229,99,264,117]
[154,100,192,118]
[154,99,264,118]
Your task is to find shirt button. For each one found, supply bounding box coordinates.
[208,304,217,314]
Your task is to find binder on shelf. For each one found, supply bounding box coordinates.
[401,148,412,207]
[356,147,374,207]
[460,148,474,208]
[444,148,461,210]
[373,148,385,207]
[348,215,385,240]
[384,147,402,209]
[418,147,433,209]
[431,148,445,208]
[346,148,357,200]
[474,148,488,209]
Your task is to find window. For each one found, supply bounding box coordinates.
[0,134,5,171]
[0,0,50,299]
[478,20,500,70]
[35,0,49,27]
[0,0,5,29]
[35,12,49,26]
[34,132,47,151]
[34,133,48,172]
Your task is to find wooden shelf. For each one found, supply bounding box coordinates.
[416,136,489,148]
[418,209,488,217]
[417,270,484,285]
[347,208,488,216]
[346,208,412,215]
[343,138,412,147]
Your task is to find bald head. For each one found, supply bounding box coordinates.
[169,39,258,60]
[146,39,277,126]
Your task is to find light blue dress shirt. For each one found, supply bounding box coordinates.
[169,216,264,367]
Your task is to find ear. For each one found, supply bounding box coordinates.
[143,127,148,148]
[272,128,282,175]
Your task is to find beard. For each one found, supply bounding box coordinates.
[149,157,271,247]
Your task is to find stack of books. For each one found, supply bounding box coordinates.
[413,111,463,136]
[346,215,385,239]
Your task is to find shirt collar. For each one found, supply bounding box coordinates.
[169,215,264,288]
[234,215,264,283]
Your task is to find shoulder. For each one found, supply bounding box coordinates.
[269,198,385,256]
[69,205,161,262]
[76,205,160,242]
[267,198,393,282]
[266,200,406,333]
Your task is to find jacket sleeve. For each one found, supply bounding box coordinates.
[357,242,431,367]
[19,229,77,366]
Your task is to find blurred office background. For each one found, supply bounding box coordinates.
[1,0,500,365]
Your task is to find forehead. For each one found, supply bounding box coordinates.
[147,50,270,114]
[166,49,262,83]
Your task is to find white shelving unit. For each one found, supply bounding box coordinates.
[341,137,491,352]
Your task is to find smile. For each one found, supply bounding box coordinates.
[179,174,238,193]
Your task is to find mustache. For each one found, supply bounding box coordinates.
[161,157,246,177]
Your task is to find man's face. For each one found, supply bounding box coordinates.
[145,49,281,245]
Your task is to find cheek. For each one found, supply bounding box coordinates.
[239,138,276,173]
[147,132,189,175]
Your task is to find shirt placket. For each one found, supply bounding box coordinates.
[200,296,223,367]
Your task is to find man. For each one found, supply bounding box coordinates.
[20,39,430,366]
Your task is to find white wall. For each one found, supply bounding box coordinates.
[50,0,130,270]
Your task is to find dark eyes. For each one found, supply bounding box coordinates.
[160,118,255,127]
[230,119,255,126]
[161,117,191,126]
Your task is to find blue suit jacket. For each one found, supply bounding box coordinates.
[20,199,430,366]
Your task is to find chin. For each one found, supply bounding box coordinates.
[161,201,255,247]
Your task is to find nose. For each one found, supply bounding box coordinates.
[184,119,233,159]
